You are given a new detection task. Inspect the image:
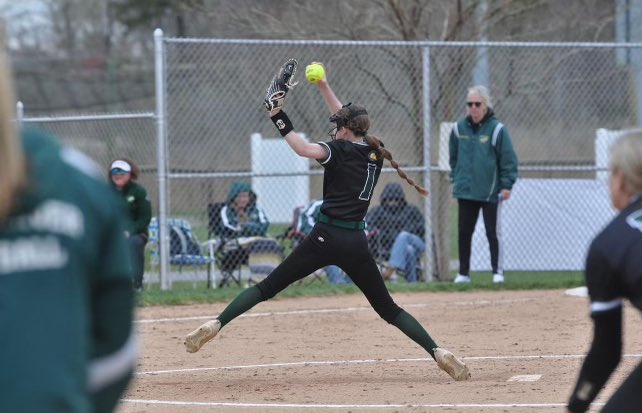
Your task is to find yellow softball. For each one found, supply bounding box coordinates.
[305,63,325,83]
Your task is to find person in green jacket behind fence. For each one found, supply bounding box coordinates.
[0,45,136,413]
[218,181,270,273]
[109,158,152,291]
[449,85,518,284]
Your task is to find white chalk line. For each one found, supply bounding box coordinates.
[467,354,642,360]
[135,297,540,324]
[121,399,580,409]
[127,296,611,410]
[135,353,642,376]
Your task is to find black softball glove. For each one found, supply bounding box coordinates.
[264,58,298,111]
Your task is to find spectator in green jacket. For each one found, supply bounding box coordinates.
[219,181,270,272]
[220,181,269,238]
[0,46,135,413]
[109,158,152,291]
[449,85,518,284]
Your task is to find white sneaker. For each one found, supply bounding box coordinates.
[493,273,505,283]
[184,319,221,353]
[453,274,471,283]
[434,348,471,381]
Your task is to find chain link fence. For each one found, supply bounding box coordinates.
[18,109,157,199]
[16,105,161,278]
[18,110,156,165]
[18,35,642,288]
[161,37,642,285]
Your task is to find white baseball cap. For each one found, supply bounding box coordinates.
[110,160,132,172]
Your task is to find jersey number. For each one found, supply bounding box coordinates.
[359,163,377,201]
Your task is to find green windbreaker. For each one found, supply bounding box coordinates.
[449,111,519,202]
[0,129,136,413]
[117,180,152,238]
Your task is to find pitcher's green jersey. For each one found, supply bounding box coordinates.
[0,129,136,413]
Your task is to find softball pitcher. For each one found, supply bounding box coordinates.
[185,60,470,381]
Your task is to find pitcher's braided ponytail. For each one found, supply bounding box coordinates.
[335,103,429,197]
[364,134,429,196]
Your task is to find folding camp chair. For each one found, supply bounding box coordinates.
[148,217,215,287]
[245,237,284,284]
[207,202,243,287]
[207,203,284,287]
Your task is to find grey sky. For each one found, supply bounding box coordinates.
[0,0,51,48]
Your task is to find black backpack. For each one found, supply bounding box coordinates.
[169,224,202,256]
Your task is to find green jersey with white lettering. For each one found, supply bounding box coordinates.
[0,129,136,413]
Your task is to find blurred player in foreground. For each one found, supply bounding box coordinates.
[567,132,642,413]
[185,59,470,381]
[0,44,136,413]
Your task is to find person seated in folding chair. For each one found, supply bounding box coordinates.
[218,181,278,281]
[366,182,425,283]
[295,200,351,285]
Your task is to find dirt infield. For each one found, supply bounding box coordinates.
[119,289,641,413]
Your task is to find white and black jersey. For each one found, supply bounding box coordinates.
[568,197,642,413]
[586,197,642,313]
[317,139,383,221]
[257,137,403,323]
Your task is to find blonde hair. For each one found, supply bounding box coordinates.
[0,28,26,223]
[467,85,493,110]
[609,132,642,196]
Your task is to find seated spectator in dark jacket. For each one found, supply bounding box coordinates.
[219,181,269,271]
[366,182,425,282]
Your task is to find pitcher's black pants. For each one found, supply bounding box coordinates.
[257,222,402,323]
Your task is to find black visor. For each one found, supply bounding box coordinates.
[328,102,368,128]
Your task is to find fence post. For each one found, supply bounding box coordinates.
[433,172,452,281]
[421,46,434,282]
[16,101,23,129]
[154,28,171,290]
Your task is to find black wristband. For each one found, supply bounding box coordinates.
[270,110,294,137]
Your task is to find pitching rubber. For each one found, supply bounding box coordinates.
[184,319,221,353]
[434,348,471,381]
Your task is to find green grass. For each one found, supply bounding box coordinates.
[141,206,584,307]
[136,271,585,307]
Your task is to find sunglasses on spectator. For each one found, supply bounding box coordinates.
[466,101,483,108]
[110,168,129,176]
